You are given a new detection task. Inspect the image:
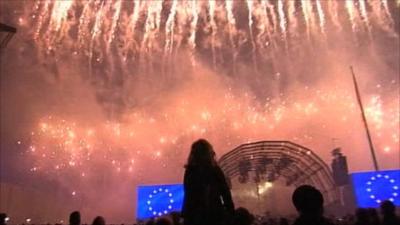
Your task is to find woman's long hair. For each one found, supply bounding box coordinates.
[186,139,217,168]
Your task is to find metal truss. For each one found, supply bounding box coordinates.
[218,140,339,205]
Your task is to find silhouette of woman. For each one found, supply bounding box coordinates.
[182,139,234,225]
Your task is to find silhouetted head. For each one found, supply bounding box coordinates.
[234,207,254,225]
[279,217,289,225]
[69,211,80,225]
[367,207,379,223]
[91,216,105,225]
[169,211,181,225]
[155,217,172,225]
[380,200,396,216]
[145,219,155,225]
[186,139,216,168]
[0,213,7,225]
[292,185,324,216]
[355,208,369,223]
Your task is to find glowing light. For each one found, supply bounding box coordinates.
[258,182,273,194]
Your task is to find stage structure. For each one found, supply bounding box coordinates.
[218,141,339,210]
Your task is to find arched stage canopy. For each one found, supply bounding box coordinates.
[218,141,339,205]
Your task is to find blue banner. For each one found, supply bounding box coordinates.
[351,170,400,208]
[137,183,184,219]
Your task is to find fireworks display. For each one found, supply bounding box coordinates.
[26,0,399,71]
[1,0,399,222]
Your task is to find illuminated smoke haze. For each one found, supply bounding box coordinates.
[0,0,399,222]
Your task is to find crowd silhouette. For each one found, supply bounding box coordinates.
[1,140,399,225]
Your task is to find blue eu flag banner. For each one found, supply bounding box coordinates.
[137,184,184,220]
[351,170,400,208]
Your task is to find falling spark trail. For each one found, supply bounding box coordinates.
[277,0,288,51]
[120,0,142,63]
[89,1,106,64]
[34,0,51,41]
[225,0,238,74]
[246,0,258,73]
[328,0,341,30]
[23,0,400,71]
[189,0,199,66]
[345,0,359,42]
[277,0,286,35]
[141,0,163,53]
[381,0,396,36]
[301,0,312,42]
[165,0,178,56]
[316,0,326,37]
[18,0,400,77]
[78,0,93,49]
[267,0,278,40]
[359,0,372,40]
[107,0,122,51]
[288,0,298,38]
[164,0,178,73]
[48,0,73,32]
[130,0,141,32]
[208,0,217,70]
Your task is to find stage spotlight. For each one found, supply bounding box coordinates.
[258,182,273,195]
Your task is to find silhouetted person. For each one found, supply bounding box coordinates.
[0,213,7,225]
[279,218,289,225]
[233,207,254,225]
[169,212,181,225]
[91,217,105,225]
[182,139,235,225]
[380,200,400,225]
[155,217,172,225]
[367,208,380,225]
[145,219,155,225]
[69,211,81,225]
[292,185,334,225]
[354,208,371,225]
